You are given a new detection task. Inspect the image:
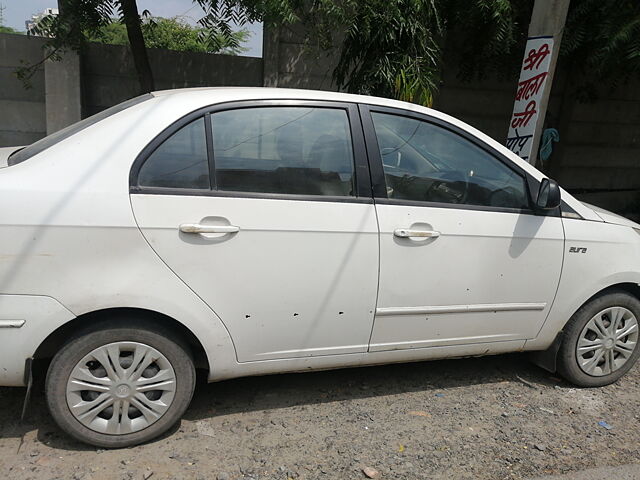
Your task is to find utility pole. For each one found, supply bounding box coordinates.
[506,0,570,166]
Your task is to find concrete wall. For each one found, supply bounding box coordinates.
[547,72,640,215]
[0,34,47,146]
[262,23,340,91]
[0,32,263,143]
[82,42,263,116]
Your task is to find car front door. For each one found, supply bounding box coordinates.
[361,105,564,352]
[130,101,379,362]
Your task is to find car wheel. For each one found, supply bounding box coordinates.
[45,322,196,448]
[558,290,640,387]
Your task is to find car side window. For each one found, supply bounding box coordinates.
[210,107,355,196]
[138,117,209,190]
[371,112,529,209]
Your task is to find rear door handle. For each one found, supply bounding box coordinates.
[393,228,440,238]
[179,223,240,234]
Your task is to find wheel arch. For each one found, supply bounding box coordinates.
[33,307,210,372]
[566,282,640,321]
[530,281,640,372]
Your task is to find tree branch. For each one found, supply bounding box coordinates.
[119,0,155,93]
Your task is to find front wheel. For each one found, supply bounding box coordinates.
[557,291,640,387]
[45,323,196,448]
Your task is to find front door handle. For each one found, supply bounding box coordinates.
[393,228,440,239]
[179,223,240,234]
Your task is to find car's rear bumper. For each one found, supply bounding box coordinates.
[0,294,75,386]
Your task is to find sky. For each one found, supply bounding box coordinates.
[0,0,263,57]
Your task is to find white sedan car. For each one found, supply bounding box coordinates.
[1,88,639,447]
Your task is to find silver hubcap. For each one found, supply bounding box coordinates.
[576,306,639,376]
[66,341,176,435]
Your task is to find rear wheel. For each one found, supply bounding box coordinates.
[558,291,640,387]
[45,324,196,448]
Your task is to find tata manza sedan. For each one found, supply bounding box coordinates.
[1,88,638,447]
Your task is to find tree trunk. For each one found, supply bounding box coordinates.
[119,0,155,93]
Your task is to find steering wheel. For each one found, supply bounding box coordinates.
[424,171,471,204]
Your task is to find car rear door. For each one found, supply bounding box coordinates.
[129,100,379,362]
[360,105,564,352]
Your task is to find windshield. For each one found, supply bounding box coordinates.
[8,94,152,166]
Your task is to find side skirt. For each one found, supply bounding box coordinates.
[208,339,526,382]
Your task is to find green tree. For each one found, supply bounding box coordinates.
[86,17,250,55]
[437,0,640,101]
[560,0,640,100]
[331,0,444,106]
[0,25,23,34]
[301,0,640,105]
[302,0,529,106]
[0,1,23,34]
[23,0,280,93]
[22,0,640,104]
[84,20,132,45]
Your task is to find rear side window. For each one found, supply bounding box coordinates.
[8,94,152,166]
[138,118,209,189]
[210,107,355,196]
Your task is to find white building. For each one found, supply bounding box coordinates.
[25,7,59,34]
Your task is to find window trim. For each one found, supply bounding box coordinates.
[130,99,372,202]
[136,115,211,192]
[358,104,555,216]
[204,112,216,190]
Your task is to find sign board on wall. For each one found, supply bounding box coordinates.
[506,36,554,163]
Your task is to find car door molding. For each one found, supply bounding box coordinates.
[130,99,374,204]
[376,302,547,317]
[358,104,561,217]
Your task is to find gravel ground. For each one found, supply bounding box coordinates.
[1,353,638,480]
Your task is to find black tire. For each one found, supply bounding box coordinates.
[557,290,640,387]
[45,321,196,448]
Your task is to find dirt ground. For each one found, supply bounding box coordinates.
[1,353,638,480]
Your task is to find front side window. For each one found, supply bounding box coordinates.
[371,112,529,209]
[210,107,355,196]
[138,117,209,189]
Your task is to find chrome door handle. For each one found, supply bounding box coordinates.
[393,228,440,238]
[179,223,240,234]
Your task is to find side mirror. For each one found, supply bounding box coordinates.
[536,178,561,210]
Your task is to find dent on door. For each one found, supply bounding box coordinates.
[131,194,380,362]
